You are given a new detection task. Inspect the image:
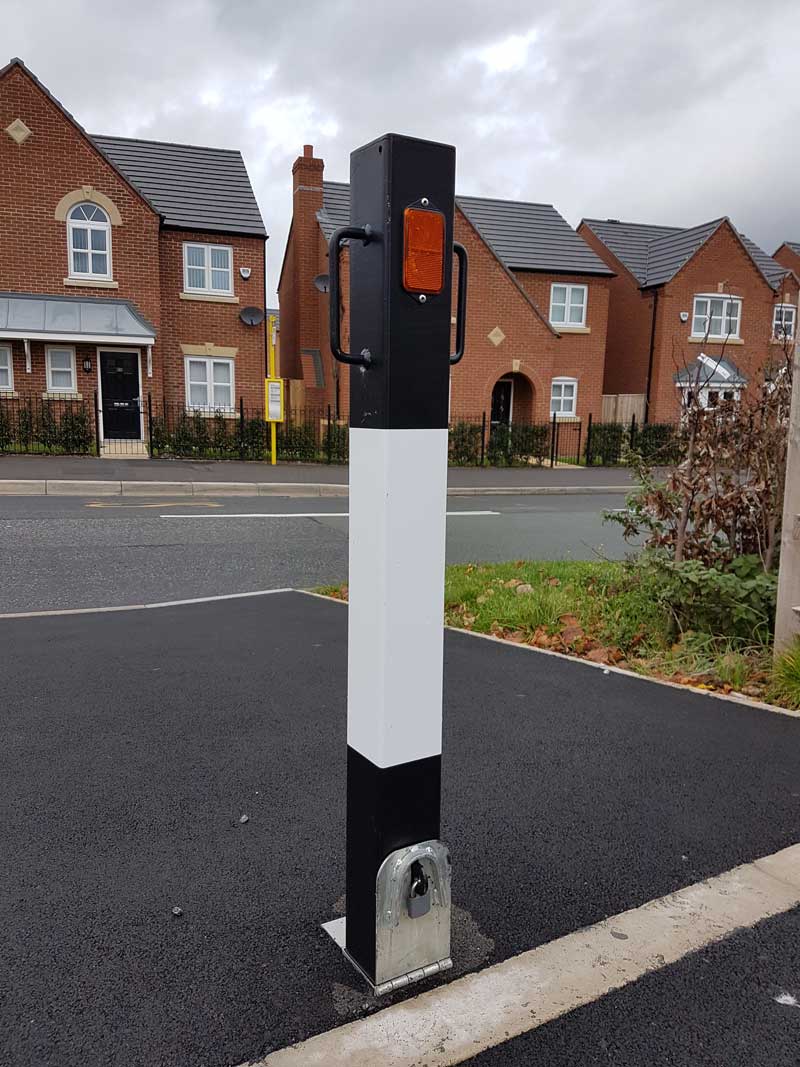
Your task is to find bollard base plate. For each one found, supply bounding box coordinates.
[321,916,452,996]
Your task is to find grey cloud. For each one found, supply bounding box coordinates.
[6,0,800,301]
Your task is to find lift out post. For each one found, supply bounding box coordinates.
[322,132,468,995]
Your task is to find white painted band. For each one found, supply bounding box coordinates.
[347,427,449,769]
[251,842,800,1067]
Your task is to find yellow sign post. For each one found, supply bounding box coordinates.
[264,313,283,465]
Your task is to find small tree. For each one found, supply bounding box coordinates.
[610,298,794,575]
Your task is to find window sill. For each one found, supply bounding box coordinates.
[64,277,119,289]
[0,390,19,398]
[554,325,590,334]
[687,336,744,345]
[180,292,239,305]
[42,391,82,400]
[184,407,237,418]
[772,337,795,345]
[551,414,580,422]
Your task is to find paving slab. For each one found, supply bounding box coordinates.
[2,592,799,1067]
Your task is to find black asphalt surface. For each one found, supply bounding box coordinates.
[0,494,631,613]
[464,907,800,1066]
[0,453,634,487]
[3,592,799,1066]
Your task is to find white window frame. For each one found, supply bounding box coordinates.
[0,345,13,392]
[182,243,234,296]
[184,356,235,412]
[773,303,796,341]
[549,283,587,327]
[45,346,77,393]
[691,294,742,340]
[67,202,113,281]
[550,376,578,417]
[679,384,741,411]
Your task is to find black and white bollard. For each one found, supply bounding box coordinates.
[322,133,468,995]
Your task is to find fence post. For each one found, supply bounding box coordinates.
[575,419,582,467]
[480,411,486,466]
[93,390,101,456]
[239,396,245,459]
[585,411,593,467]
[147,393,154,457]
[326,404,332,464]
[549,410,557,468]
[629,412,637,450]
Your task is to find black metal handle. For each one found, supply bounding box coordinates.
[328,224,374,367]
[450,241,468,365]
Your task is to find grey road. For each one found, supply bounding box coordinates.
[0,493,631,613]
[3,592,799,1067]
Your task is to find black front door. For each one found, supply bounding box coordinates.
[491,379,513,426]
[100,351,140,440]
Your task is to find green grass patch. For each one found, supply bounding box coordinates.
[317,559,800,711]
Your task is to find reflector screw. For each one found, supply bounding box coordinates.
[421,197,429,206]
[419,294,427,303]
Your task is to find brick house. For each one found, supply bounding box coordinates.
[279,146,612,431]
[579,216,798,423]
[0,58,267,452]
[774,241,800,277]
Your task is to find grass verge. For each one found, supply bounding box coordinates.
[318,559,788,708]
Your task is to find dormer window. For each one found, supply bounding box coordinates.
[68,202,112,279]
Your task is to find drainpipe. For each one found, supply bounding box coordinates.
[644,287,659,423]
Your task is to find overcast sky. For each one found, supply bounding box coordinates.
[7,0,800,302]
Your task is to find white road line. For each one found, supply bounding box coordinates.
[159,511,500,519]
[250,843,800,1067]
[0,587,294,620]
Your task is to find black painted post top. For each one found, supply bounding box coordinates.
[345,133,456,431]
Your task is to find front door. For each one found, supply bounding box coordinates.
[491,378,513,426]
[100,351,140,440]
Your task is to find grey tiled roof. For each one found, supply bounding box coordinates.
[318,182,612,276]
[93,135,266,238]
[583,217,786,290]
[0,291,156,341]
[780,241,800,255]
[457,195,612,275]
[317,182,350,241]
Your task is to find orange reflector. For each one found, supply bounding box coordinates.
[403,207,445,294]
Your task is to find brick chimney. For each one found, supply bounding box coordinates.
[280,146,326,384]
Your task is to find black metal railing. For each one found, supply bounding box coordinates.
[0,394,683,467]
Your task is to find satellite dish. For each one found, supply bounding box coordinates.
[239,306,265,327]
[314,273,330,293]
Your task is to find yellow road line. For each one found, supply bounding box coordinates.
[86,501,222,509]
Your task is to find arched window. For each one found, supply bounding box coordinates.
[67,202,111,279]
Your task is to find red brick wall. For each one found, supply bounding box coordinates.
[648,223,799,422]
[774,243,800,277]
[0,63,266,417]
[158,229,266,410]
[578,223,655,396]
[279,152,610,426]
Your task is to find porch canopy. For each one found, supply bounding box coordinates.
[675,354,747,389]
[0,292,156,346]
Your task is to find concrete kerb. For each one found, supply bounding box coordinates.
[305,591,800,721]
[0,480,627,498]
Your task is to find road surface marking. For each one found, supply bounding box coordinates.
[250,842,800,1067]
[0,587,294,620]
[159,510,500,519]
[86,500,222,509]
